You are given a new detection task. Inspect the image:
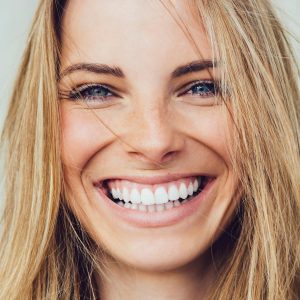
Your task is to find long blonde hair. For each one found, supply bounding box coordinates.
[0,0,299,299]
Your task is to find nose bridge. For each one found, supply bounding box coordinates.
[140,103,169,142]
[124,98,184,164]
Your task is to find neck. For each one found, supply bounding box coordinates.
[98,253,215,300]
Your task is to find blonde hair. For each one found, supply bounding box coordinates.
[0,0,299,299]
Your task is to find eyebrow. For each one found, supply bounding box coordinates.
[171,60,216,78]
[59,59,216,81]
[59,63,124,79]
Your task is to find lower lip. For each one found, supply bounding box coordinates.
[95,179,216,228]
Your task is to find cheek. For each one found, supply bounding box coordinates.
[176,105,232,166]
[60,104,115,169]
[201,115,231,164]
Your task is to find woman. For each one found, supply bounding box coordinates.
[0,0,299,299]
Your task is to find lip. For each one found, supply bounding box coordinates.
[93,172,214,186]
[94,175,216,228]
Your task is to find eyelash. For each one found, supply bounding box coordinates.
[68,83,116,101]
[178,80,219,98]
[63,80,219,102]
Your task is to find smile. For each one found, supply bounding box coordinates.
[97,176,214,213]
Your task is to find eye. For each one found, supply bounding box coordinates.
[179,80,219,98]
[68,84,116,101]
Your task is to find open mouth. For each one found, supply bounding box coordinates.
[97,176,214,212]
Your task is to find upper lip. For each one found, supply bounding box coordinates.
[93,172,215,186]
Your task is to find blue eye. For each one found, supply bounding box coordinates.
[69,84,114,101]
[182,80,219,97]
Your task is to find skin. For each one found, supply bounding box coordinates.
[59,1,239,299]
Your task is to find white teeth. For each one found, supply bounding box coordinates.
[109,177,204,209]
[123,187,130,203]
[112,188,118,199]
[174,200,181,207]
[141,188,155,205]
[115,199,190,211]
[193,179,199,192]
[131,203,138,210]
[139,204,147,211]
[130,188,141,204]
[179,183,188,199]
[154,187,169,204]
[156,204,165,212]
[147,204,156,212]
[165,201,174,210]
[168,185,179,201]
[124,202,131,208]
[117,188,122,200]
[187,182,194,196]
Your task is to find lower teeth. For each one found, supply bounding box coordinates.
[117,199,190,212]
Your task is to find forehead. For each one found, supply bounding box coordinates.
[60,0,212,75]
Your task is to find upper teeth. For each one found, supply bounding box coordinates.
[108,178,200,206]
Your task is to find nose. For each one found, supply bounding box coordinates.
[122,104,185,166]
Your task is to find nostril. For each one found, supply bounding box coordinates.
[122,122,185,165]
[161,151,178,163]
[128,149,179,166]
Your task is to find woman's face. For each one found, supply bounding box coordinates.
[60,0,239,271]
